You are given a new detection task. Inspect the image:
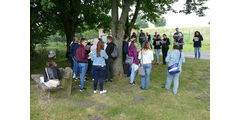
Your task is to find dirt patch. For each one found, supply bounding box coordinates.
[90,115,104,120]
[78,100,95,107]
[133,95,145,103]
[95,103,107,110]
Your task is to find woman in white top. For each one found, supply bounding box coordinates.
[138,42,154,90]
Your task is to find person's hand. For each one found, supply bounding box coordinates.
[88,52,92,56]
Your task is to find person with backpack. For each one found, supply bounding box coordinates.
[162,34,170,65]
[153,34,162,65]
[128,40,139,85]
[76,38,89,92]
[139,30,145,48]
[138,42,154,90]
[91,41,108,94]
[122,35,129,74]
[70,37,81,80]
[193,31,203,59]
[105,36,116,82]
[162,45,185,94]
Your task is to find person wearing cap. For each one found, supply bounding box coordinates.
[76,38,89,92]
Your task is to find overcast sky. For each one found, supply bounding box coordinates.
[148,0,211,28]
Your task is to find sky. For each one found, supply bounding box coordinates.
[148,0,211,28]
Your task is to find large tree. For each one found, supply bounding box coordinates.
[109,0,208,76]
[153,17,166,27]
[135,15,149,28]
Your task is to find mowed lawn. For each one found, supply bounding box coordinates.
[31,48,210,120]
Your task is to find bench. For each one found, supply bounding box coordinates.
[31,67,73,98]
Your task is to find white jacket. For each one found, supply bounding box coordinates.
[138,50,154,64]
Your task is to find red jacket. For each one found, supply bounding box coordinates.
[76,45,88,63]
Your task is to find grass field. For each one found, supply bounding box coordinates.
[30,46,210,120]
[141,27,210,52]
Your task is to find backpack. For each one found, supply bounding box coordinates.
[111,44,118,58]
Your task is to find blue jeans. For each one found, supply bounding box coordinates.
[130,64,138,83]
[155,49,160,63]
[165,71,181,94]
[91,61,95,80]
[92,65,106,91]
[141,64,152,90]
[78,62,88,89]
[72,57,79,78]
[194,47,201,59]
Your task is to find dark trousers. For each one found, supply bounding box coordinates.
[105,59,113,80]
[162,48,169,64]
[126,63,131,77]
[93,65,106,91]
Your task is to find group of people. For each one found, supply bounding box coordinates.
[42,27,204,95]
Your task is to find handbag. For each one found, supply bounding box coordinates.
[138,50,145,76]
[125,55,134,64]
[45,68,60,88]
[168,52,181,75]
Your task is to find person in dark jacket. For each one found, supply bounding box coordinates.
[70,37,81,79]
[146,32,152,49]
[122,35,129,74]
[43,61,61,83]
[153,34,162,65]
[131,32,137,40]
[139,30,145,48]
[162,34,170,65]
[174,33,185,51]
[173,28,184,41]
[76,38,89,91]
[193,31,203,59]
[105,36,115,82]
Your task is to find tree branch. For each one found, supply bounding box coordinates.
[119,0,131,25]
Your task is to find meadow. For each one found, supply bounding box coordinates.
[141,27,210,52]
[30,45,210,120]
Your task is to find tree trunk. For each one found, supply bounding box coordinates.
[111,0,131,78]
[64,20,75,47]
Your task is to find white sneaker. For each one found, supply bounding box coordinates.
[100,90,107,94]
[94,90,98,94]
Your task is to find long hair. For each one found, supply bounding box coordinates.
[194,31,201,36]
[130,40,137,46]
[46,61,56,68]
[97,41,104,57]
[142,42,151,51]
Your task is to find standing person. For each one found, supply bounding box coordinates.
[161,34,170,65]
[131,32,137,40]
[66,39,74,70]
[90,38,100,81]
[173,27,184,41]
[153,34,161,65]
[146,32,152,48]
[163,45,185,94]
[76,38,89,92]
[70,37,81,80]
[105,36,115,82]
[139,30,145,48]
[138,42,154,90]
[174,33,185,51]
[193,31,203,59]
[122,35,129,74]
[91,41,108,94]
[128,40,139,85]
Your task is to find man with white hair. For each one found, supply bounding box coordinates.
[174,33,185,51]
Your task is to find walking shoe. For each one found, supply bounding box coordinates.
[140,87,144,90]
[132,81,136,86]
[80,87,87,92]
[100,90,107,94]
[108,79,113,82]
[94,90,98,94]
